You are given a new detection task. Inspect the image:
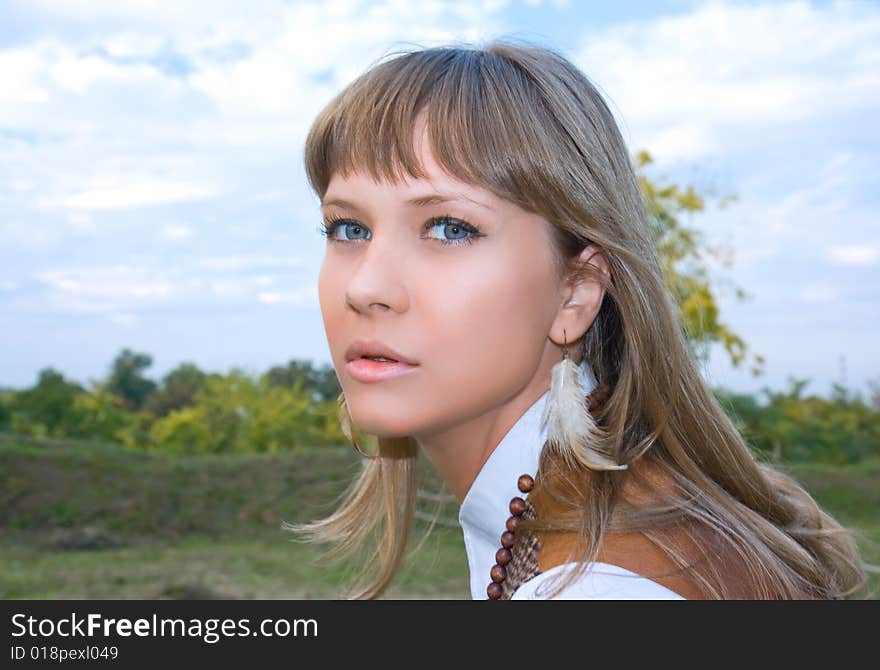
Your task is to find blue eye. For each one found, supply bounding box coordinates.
[426,217,480,245]
[318,215,482,247]
[319,218,370,242]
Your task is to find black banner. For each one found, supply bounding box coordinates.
[1,600,873,666]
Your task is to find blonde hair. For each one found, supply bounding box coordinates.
[284,39,868,599]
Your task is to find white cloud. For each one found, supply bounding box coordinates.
[59,176,219,210]
[183,0,511,135]
[0,220,57,247]
[209,281,250,299]
[800,284,840,304]
[257,286,317,307]
[576,0,880,163]
[526,0,570,7]
[0,47,51,104]
[160,223,194,240]
[2,0,514,143]
[643,122,719,163]
[36,266,176,304]
[27,257,313,316]
[101,31,168,60]
[7,178,35,192]
[106,312,140,327]
[827,245,879,267]
[697,149,876,274]
[195,256,304,272]
[49,52,161,94]
[67,211,97,234]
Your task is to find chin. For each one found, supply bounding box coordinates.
[347,407,420,440]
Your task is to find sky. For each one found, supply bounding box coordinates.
[1,0,878,399]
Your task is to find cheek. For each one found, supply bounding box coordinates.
[411,250,555,420]
[317,258,348,369]
[438,266,549,351]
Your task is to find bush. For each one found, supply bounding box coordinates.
[147,370,344,453]
[716,379,880,464]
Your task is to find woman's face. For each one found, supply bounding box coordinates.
[318,128,563,441]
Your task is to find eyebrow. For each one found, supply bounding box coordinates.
[321,193,495,211]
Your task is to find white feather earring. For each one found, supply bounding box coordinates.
[541,329,627,472]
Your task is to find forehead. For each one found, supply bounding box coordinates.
[323,122,500,211]
[323,172,498,212]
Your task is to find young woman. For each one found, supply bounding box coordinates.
[285,40,867,600]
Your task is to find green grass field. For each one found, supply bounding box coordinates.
[1,433,876,599]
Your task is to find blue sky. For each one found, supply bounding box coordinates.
[1,0,877,399]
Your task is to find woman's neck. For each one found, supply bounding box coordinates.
[413,382,550,503]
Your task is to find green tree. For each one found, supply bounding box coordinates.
[0,390,10,430]
[68,384,134,443]
[636,150,763,375]
[106,348,157,411]
[6,368,84,437]
[716,378,880,464]
[148,369,344,453]
[144,362,208,417]
[148,406,214,454]
[262,359,341,402]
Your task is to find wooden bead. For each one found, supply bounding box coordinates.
[509,496,526,516]
[510,496,526,516]
[486,469,547,600]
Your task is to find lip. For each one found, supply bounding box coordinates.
[345,339,418,365]
[346,358,419,383]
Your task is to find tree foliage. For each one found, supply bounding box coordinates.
[147,369,340,453]
[106,349,158,412]
[143,362,208,417]
[262,359,341,402]
[715,378,880,464]
[5,368,84,437]
[3,349,876,463]
[636,150,764,375]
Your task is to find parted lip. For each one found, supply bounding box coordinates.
[345,340,418,365]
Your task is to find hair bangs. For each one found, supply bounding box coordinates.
[303,46,559,215]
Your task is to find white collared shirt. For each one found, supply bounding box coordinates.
[457,360,684,600]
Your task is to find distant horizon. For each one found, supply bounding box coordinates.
[1,347,871,403]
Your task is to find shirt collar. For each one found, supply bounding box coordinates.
[457,360,597,599]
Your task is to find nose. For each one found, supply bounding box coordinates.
[344,234,409,314]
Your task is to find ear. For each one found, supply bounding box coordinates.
[549,243,611,349]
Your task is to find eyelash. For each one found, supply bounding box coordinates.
[318,214,483,247]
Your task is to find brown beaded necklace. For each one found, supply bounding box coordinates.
[486,473,537,599]
[485,384,609,600]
